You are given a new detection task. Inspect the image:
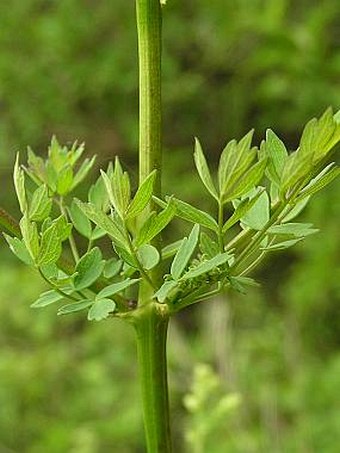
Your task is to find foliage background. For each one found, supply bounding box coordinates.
[0,0,339,451]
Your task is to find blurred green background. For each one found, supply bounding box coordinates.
[0,0,339,452]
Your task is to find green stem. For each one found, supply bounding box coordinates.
[135,2,172,452]
[133,303,172,453]
[136,0,162,196]
[59,197,79,262]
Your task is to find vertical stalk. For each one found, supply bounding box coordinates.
[136,0,162,197]
[134,304,172,452]
[135,2,172,452]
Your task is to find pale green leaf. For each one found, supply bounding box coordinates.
[3,234,34,265]
[181,252,230,280]
[71,156,96,190]
[20,215,40,260]
[154,280,178,303]
[299,165,340,199]
[97,278,139,299]
[38,222,62,265]
[126,171,156,219]
[171,224,199,280]
[268,223,318,237]
[54,215,72,241]
[75,200,128,248]
[223,190,263,233]
[57,300,93,315]
[56,166,73,195]
[219,131,256,197]
[103,258,122,279]
[31,288,73,308]
[264,129,288,185]
[29,185,52,222]
[68,200,92,238]
[239,191,270,231]
[13,153,27,213]
[136,202,176,246]
[167,197,218,231]
[73,247,105,290]
[281,197,310,223]
[162,240,184,260]
[261,237,304,251]
[228,276,259,294]
[194,138,218,200]
[223,158,267,202]
[88,298,116,321]
[88,173,110,212]
[199,232,220,259]
[137,244,160,270]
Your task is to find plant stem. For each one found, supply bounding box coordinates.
[136,0,162,197]
[59,197,79,262]
[133,303,172,452]
[135,2,172,452]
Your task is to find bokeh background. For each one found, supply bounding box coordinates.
[0,1,339,452]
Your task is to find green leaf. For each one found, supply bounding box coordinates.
[96,278,139,299]
[101,157,130,217]
[181,252,230,280]
[228,276,259,294]
[161,239,184,260]
[223,190,263,233]
[154,280,178,303]
[13,153,27,213]
[239,190,270,231]
[71,156,96,190]
[268,223,318,237]
[171,224,200,280]
[75,200,128,249]
[30,289,73,308]
[68,200,92,238]
[136,201,176,246]
[38,222,62,265]
[57,300,93,315]
[166,197,218,231]
[26,147,47,184]
[56,166,73,195]
[103,258,122,279]
[264,129,288,185]
[88,298,116,321]
[20,215,40,260]
[261,237,304,251]
[219,131,256,198]
[114,244,138,268]
[281,197,310,223]
[298,164,340,199]
[126,171,156,219]
[199,232,220,259]
[29,185,52,222]
[194,138,218,200]
[223,158,267,202]
[73,247,105,290]
[281,151,311,194]
[299,108,339,163]
[54,215,72,241]
[91,226,106,240]
[137,244,160,270]
[88,172,110,212]
[3,234,34,265]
